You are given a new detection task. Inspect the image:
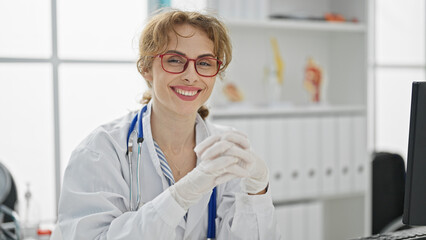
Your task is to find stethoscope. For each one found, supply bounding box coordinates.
[126,104,217,239]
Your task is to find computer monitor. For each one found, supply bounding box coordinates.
[403,81,426,225]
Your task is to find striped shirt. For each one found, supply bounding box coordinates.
[153,140,175,186]
[154,141,189,221]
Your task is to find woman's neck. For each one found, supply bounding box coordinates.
[150,100,197,155]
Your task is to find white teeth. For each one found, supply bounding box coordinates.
[175,88,198,96]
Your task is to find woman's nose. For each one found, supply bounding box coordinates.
[182,61,199,83]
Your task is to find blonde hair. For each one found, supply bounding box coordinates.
[137,9,232,119]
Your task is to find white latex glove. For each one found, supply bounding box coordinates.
[221,131,269,194]
[169,134,251,210]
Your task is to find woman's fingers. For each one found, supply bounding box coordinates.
[223,145,252,163]
[194,130,250,157]
[201,156,239,173]
[224,164,250,178]
[199,141,233,161]
[220,131,250,150]
[214,173,236,186]
[201,155,249,178]
[194,135,221,157]
[214,165,250,185]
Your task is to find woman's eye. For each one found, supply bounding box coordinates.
[168,58,183,63]
[198,60,212,67]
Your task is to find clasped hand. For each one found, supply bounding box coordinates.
[169,131,269,210]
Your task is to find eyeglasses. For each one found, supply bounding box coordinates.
[157,53,222,77]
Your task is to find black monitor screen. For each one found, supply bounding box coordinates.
[403,81,426,225]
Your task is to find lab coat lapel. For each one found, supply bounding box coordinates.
[185,190,212,237]
[184,115,213,236]
[142,101,171,190]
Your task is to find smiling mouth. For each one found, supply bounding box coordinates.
[172,87,201,97]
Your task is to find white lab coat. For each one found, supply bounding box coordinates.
[58,101,281,240]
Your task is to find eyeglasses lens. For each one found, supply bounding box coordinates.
[161,54,220,77]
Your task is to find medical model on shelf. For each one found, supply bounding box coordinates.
[304,57,323,103]
[223,82,244,102]
[263,37,285,104]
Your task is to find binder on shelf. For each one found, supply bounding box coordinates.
[244,0,258,20]
[353,116,367,192]
[266,118,289,202]
[233,0,243,19]
[217,0,233,20]
[319,117,338,195]
[216,0,267,20]
[289,203,306,240]
[276,202,323,240]
[205,0,218,11]
[302,117,321,198]
[285,118,305,199]
[336,116,354,193]
[305,202,324,240]
[248,118,268,162]
[275,205,292,239]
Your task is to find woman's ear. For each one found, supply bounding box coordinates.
[142,70,153,83]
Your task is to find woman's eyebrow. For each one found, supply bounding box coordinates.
[165,50,215,58]
[198,53,215,58]
[165,50,185,56]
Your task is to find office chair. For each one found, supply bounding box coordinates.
[0,162,21,240]
[372,152,408,234]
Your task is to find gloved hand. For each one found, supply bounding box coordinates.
[220,131,269,194]
[169,134,252,210]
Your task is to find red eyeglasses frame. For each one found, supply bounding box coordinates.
[156,53,223,77]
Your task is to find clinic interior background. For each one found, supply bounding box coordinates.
[0,0,424,225]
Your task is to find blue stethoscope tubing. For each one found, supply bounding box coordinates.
[126,105,217,239]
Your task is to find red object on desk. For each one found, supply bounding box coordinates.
[37,229,52,235]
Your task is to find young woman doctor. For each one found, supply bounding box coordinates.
[58,9,280,239]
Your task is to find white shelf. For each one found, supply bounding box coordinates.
[226,19,366,32]
[211,105,366,118]
[272,191,365,206]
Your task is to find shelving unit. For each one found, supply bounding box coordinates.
[211,105,366,117]
[208,0,372,239]
[226,19,366,32]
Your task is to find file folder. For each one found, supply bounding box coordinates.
[285,118,304,199]
[320,117,338,195]
[249,118,268,161]
[275,205,292,239]
[267,118,289,201]
[337,116,354,193]
[305,202,324,240]
[302,117,321,198]
[353,116,367,192]
[290,203,305,240]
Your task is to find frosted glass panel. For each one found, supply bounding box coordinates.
[0,63,55,223]
[59,64,147,175]
[0,0,51,58]
[376,0,425,65]
[375,68,425,159]
[57,0,147,60]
